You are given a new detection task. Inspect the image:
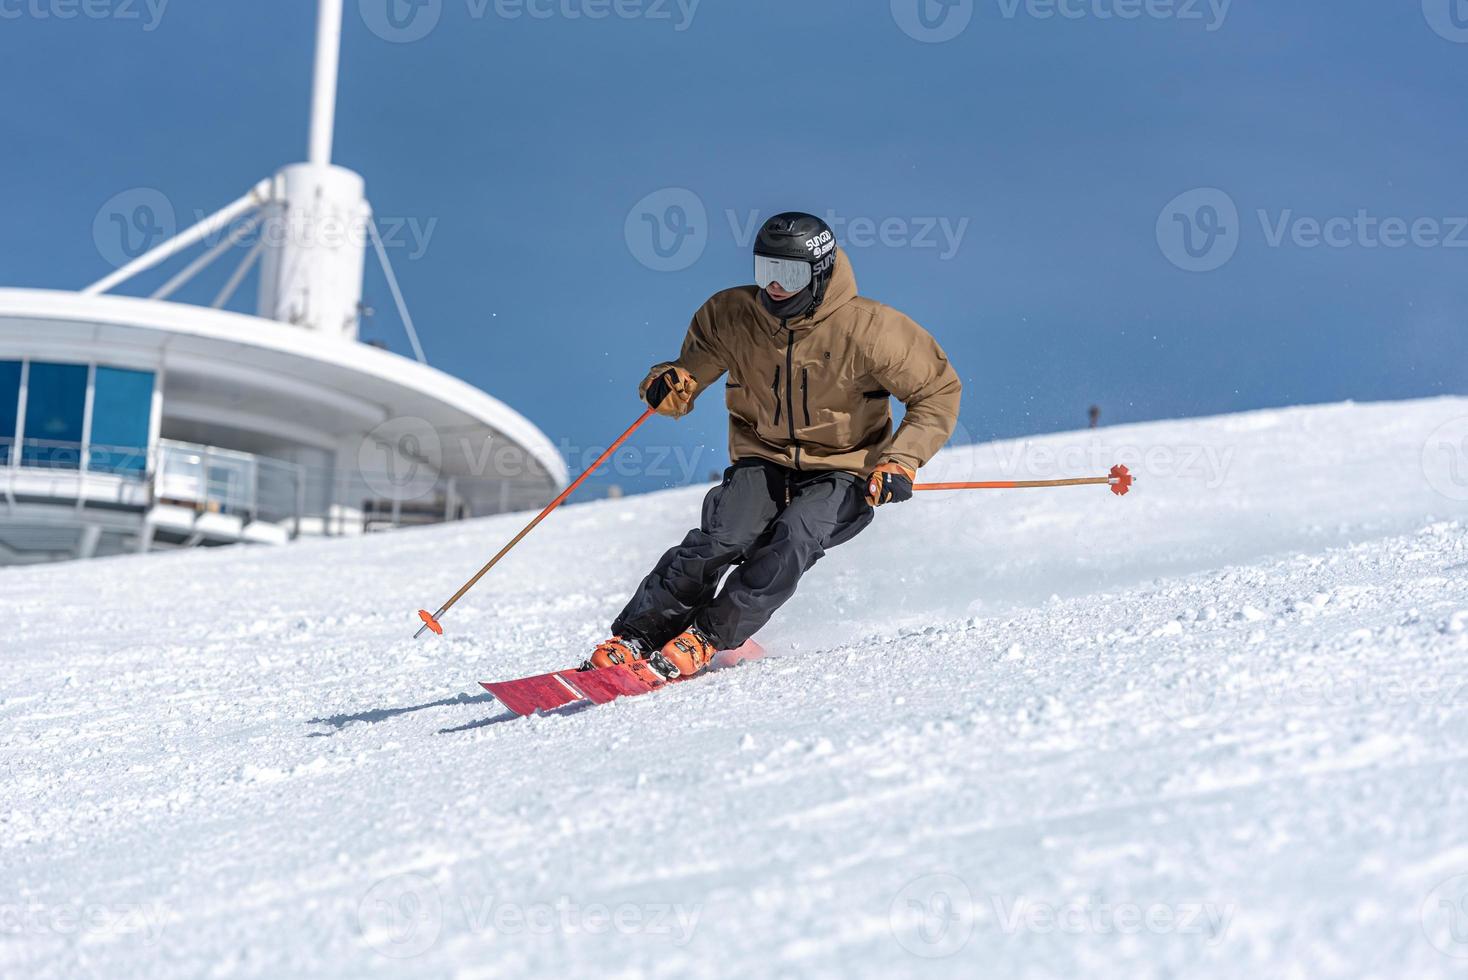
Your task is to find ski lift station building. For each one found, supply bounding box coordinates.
[0,1,567,565]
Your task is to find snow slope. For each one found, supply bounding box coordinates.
[4,397,1468,978]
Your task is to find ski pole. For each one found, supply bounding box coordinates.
[415,407,657,638]
[914,464,1134,496]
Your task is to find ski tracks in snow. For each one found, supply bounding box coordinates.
[4,399,1468,977]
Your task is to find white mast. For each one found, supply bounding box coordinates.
[255,0,370,339]
[308,0,342,166]
[83,0,379,344]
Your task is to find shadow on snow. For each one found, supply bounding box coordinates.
[306,691,496,735]
[304,690,596,736]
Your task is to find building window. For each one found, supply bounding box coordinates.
[0,360,19,465]
[21,362,88,469]
[90,366,155,475]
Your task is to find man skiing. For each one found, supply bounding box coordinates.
[587,212,962,679]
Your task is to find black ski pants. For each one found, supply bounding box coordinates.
[612,459,875,650]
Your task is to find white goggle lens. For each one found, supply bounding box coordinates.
[754,255,813,293]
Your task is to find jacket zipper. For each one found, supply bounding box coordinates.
[784,324,800,470]
[771,366,782,426]
[801,368,811,427]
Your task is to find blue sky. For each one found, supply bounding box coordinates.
[5,0,1468,491]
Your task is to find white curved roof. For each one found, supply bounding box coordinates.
[0,288,569,488]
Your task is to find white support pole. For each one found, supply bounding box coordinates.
[211,238,266,309]
[309,0,344,166]
[151,214,262,302]
[5,360,24,508]
[368,218,429,364]
[76,524,102,560]
[293,463,306,540]
[84,179,272,296]
[146,360,165,479]
[14,360,28,469]
[77,362,96,509]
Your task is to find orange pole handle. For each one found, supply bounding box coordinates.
[416,407,656,637]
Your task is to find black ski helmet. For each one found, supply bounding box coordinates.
[754,211,838,316]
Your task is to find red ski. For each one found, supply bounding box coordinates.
[482,641,765,717]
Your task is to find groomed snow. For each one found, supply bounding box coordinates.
[4,397,1468,978]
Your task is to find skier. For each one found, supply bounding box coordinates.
[587,212,962,679]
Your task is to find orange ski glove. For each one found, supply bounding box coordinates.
[866,461,916,507]
[639,364,698,418]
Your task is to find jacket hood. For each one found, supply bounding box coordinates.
[810,248,858,324]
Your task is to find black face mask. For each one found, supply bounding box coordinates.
[759,283,816,320]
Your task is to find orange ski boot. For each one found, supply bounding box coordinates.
[582,636,649,671]
[653,625,719,678]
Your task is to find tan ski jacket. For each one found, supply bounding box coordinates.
[653,249,962,475]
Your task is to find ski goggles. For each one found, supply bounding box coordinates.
[754,254,813,293]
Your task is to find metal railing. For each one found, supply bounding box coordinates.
[2,437,554,540]
[151,440,294,519]
[7,438,152,478]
